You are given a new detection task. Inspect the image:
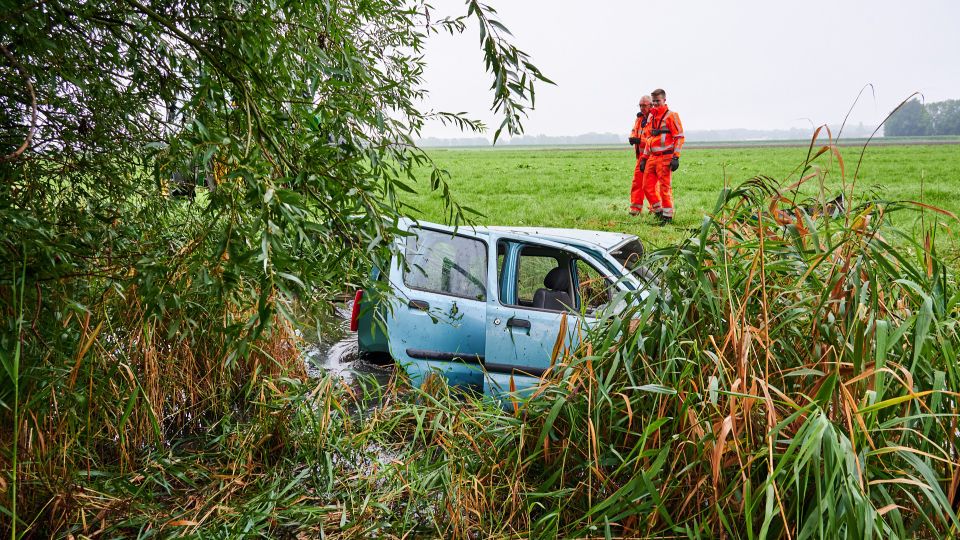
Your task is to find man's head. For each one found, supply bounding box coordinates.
[651,88,667,107]
[638,95,652,115]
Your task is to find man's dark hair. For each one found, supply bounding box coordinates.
[651,88,666,99]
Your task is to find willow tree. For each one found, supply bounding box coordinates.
[0,1,548,534]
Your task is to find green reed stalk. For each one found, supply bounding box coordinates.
[9,245,25,540]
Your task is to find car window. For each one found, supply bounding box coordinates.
[517,254,562,305]
[575,259,614,313]
[403,228,487,300]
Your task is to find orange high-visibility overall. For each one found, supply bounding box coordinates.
[629,112,655,212]
[641,108,684,218]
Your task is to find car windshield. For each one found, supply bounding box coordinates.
[609,239,645,277]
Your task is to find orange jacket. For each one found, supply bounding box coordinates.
[642,109,684,158]
[630,113,651,157]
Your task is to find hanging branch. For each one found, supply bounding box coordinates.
[0,43,38,163]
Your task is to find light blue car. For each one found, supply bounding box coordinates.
[351,219,649,397]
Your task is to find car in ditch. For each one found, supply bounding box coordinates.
[351,218,649,397]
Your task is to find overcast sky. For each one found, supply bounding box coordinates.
[418,0,960,139]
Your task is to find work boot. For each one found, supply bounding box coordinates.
[657,215,673,227]
[629,206,642,216]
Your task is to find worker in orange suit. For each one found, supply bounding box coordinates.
[628,95,654,216]
[639,88,684,224]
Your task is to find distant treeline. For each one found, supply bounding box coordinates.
[419,123,878,147]
[420,99,960,146]
[886,99,960,137]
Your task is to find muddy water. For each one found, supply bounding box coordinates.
[303,302,394,388]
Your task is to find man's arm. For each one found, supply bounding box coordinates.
[668,114,684,171]
[669,113,685,156]
[629,116,643,145]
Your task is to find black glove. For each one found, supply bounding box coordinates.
[670,156,680,171]
[639,159,647,172]
[628,137,641,145]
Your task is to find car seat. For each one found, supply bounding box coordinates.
[533,266,573,311]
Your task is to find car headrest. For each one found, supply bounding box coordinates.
[544,266,569,291]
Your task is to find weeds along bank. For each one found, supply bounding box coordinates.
[510,180,960,538]
[4,173,958,537]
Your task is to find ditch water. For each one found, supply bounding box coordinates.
[302,301,394,388]
[302,302,505,406]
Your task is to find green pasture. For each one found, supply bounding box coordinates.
[407,144,960,259]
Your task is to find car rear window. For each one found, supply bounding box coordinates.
[403,228,487,300]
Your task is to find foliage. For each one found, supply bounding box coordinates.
[885,99,931,136]
[0,0,549,536]
[886,98,960,137]
[928,99,960,137]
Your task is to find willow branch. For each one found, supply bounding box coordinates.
[0,43,38,162]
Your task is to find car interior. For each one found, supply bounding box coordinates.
[534,266,573,311]
[498,242,612,313]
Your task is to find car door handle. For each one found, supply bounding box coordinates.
[408,299,430,311]
[507,317,531,329]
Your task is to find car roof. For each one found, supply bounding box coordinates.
[400,218,637,252]
[485,226,635,251]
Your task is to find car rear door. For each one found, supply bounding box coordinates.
[384,224,490,387]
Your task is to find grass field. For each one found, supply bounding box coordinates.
[407,143,960,260]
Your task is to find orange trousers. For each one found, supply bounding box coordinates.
[643,156,673,217]
[630,158,661,213]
